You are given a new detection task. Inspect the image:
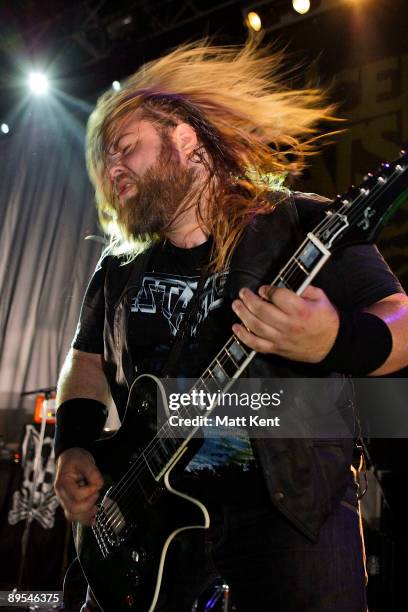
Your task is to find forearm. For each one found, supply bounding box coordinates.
[364,293,408,376]
[55,348,111,459]
[57,348,111,406]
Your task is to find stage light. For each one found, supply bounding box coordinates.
[247,11,262,32]
[28,72,49,95]
[112,81,121,91]
[292,0,311,14]
[1,123,9,134]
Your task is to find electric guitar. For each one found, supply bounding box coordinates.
[71,151,408,611]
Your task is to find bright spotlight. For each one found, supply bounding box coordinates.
[112,81,121,91]
[292,0,311,14]
[28,72,49,95]
[247,11,262,32]
[1,123,9,134]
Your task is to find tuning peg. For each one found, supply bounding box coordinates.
[381,162,390,169]
[363,172,373,180]
[400,150,406,156]
[396,164,404,172]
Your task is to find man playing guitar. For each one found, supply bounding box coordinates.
[54,40,408,611]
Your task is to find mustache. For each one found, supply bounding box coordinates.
[113,171,138,196]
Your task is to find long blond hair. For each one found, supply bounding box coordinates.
[86,38,339,271]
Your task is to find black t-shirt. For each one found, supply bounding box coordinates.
[127,238,230,378]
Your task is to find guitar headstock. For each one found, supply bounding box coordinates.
[314,150,408,251]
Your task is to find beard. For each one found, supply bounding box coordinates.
[113,134,199,241]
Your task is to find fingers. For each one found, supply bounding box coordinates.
[260,283,325,305]
[258,285,308,315]
[56,472,101,503]
[232,303,280,351]
[79,461,104,489]
[233,288,288,330]
[231,286,314,355]
[55,476,101,524]
[299,285,325,301]
[231,284,338,362]
[54,450,104,525]
[232,323,276,354]
[57,486,100,524]
[237,284,324,322]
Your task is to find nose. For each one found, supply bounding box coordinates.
[108,161,127,182]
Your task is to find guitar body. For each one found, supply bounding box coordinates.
[73,375,208,612]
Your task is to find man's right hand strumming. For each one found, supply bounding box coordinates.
[55,447,104,526]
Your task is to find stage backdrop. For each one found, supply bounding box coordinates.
[291,1,408,289]
[0,102,103,438]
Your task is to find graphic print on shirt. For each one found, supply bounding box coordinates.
[130,271,228,337]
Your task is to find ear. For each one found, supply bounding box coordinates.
[171,122,198,163]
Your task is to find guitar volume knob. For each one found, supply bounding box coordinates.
[126,568,141,587]
[131,548,147,564]
[124,593,135,607]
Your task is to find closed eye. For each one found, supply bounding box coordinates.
[122,143,138,156]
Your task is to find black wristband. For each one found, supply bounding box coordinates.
[318,311,393,376]
[54,398,108,460]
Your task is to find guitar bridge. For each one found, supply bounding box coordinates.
[93,493,130,558]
